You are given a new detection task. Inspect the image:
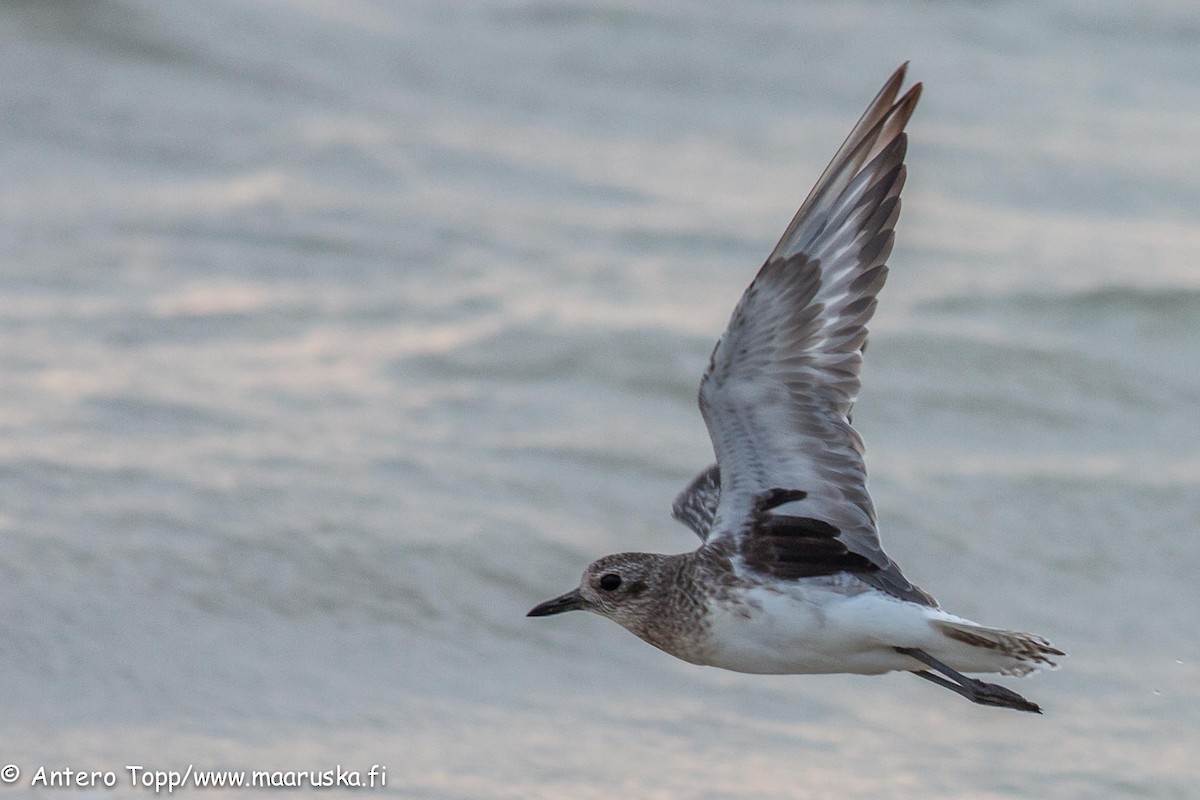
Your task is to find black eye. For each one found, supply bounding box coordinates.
[599,573,622,591]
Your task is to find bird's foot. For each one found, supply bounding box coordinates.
[898,647,1043,714]
[960,676,1041,714]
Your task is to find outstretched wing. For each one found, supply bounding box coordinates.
[697,65,934,606]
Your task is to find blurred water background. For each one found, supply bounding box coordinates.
[2,1,1199,798]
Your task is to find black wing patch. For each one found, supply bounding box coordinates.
[740,488,877,579]
[680,476,938,606]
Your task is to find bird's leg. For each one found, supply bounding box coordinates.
[896,647,1042,714]
[910,668,976,699]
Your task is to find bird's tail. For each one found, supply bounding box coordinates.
[934,620,1064,677]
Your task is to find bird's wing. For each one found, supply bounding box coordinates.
[697,65,934,606]
[671,463,720,540]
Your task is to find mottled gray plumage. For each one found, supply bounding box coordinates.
[670,463,720,539]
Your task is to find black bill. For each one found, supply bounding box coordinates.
[526,588,584,617]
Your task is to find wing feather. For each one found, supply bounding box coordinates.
[671,463,720,540]
[696,65,934,606]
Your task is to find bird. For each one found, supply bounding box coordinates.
[527,64,1063,713]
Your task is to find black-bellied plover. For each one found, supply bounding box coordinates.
[528,64,1063,714]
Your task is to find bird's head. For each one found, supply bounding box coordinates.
[526,552,671,632]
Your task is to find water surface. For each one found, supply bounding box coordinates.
[1,1,1198,798]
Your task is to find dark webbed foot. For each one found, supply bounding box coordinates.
[898,647,1042,714]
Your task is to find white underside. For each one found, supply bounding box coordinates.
[697,581,1037,676]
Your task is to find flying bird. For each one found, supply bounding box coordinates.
[528,64,1063,713]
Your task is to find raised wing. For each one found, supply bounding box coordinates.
[671,463,720,540]
[697,65,934,606]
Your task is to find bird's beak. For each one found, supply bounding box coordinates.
[527,588,584,617]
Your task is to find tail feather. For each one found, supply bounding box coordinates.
[935,620,1064,677]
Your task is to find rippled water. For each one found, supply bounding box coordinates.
[2,1,1198,798]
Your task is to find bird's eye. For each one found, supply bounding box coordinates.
[599,573,622,591]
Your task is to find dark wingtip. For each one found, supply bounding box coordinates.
[882,62,909,99]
